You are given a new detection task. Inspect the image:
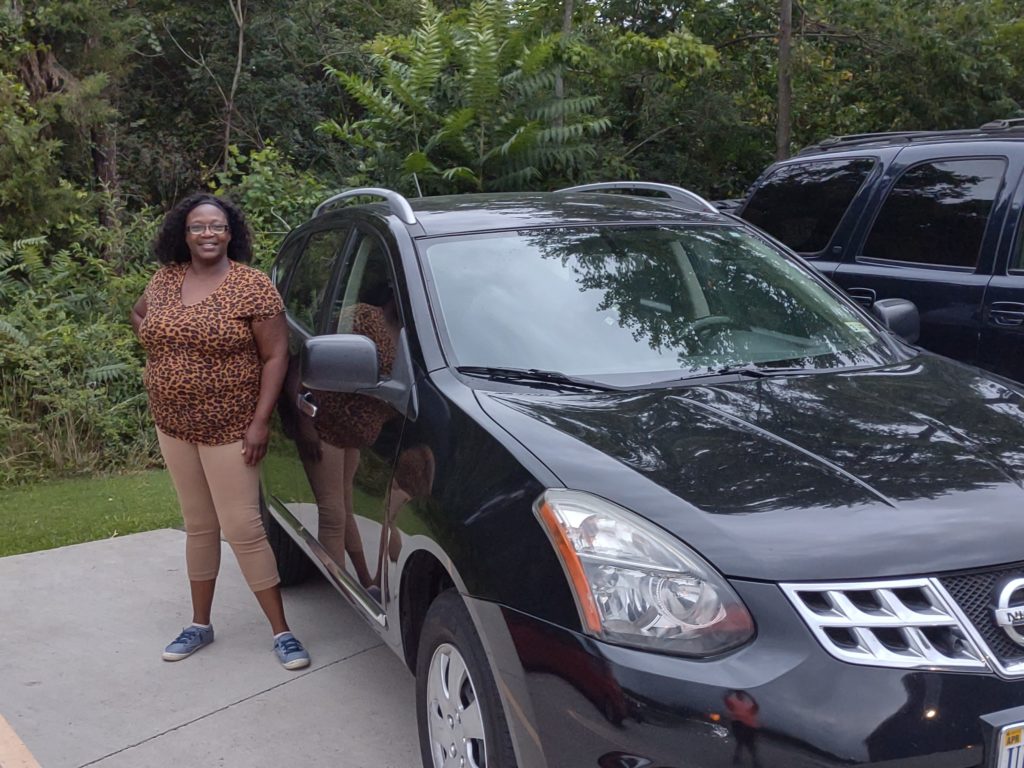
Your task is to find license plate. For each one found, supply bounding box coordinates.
[999,724,1024,768]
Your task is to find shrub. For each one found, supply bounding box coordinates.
[0,215,158,486]
[212,144,329,270]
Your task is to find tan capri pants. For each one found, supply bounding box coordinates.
[157,427,280,592]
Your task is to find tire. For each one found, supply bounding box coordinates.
[261,500,314,587]
[416,589,518,768]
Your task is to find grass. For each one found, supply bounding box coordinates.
[1,445,434,558]
[0,470,181,557]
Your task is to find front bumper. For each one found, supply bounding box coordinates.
[467,580,1024,768]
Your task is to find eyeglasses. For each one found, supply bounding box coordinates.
[186,223,230,235]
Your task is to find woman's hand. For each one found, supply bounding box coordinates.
[242,417,270,466]
[131,294,148,337]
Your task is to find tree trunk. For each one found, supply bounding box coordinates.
[776,0,793,160]
[224,0,246,171]
[91,123,119,228]
[554,0,573,129]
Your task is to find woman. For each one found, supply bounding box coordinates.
[131,193,310,670]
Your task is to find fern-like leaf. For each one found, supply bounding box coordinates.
[407,6,447,100]
[0,318,28,347]
[84,363,133,385]
[461,1,503,118]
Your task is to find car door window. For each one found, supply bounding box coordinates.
[271,236,303,291]
[862,158,1006,268]
[1013,217,1024,274]
[284,227,350,332]
[743,158,875,254]
[328,231,402,363]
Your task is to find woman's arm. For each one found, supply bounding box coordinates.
[130,294,147,336]
[245,311,289,465]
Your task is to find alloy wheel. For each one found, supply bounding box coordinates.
[425,642,487,768]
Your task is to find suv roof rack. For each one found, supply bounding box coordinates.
[557,181,718,213]
[314,187,417,224]
[797,118,1024,155]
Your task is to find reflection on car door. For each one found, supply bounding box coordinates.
[267,225,350,561]
[832,151,1011,366]
[276,227,407,608]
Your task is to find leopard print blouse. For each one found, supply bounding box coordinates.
[139,261,284,445]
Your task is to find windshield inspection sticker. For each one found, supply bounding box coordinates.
[845,321,872,336]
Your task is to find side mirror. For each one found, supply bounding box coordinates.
[871,298,920,344]
[300,330,419,419]
[301,334,379,392]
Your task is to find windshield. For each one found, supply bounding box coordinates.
[423,225,899,383]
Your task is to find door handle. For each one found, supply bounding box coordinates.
[990,302,1024,327]
[845,287,876,308]
[296,391,318,418]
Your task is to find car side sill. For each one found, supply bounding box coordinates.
[265,494,387,628]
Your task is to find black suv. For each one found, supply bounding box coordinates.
[735,121,1024,383]
[263,183,1024,768]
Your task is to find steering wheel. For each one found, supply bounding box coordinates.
[687,315,737,342]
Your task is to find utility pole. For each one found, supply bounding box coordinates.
[776,0,793,160]
[554,0,573,128]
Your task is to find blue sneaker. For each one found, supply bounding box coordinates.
[273,632,310,670]
[162,624,214,661]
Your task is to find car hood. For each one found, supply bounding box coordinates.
[475,356,1024,581]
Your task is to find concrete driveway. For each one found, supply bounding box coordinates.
[0,529,420,768]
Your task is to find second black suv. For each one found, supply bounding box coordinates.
[734,120,1024,383]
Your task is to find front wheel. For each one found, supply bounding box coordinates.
[416,589,517,768]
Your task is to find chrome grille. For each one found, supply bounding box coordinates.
[781,578,987,671]
[939,567,1024,664]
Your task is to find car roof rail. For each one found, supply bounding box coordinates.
[980,117,1024,130]
[313,187,417,224]
[798,130,964,154]
[798,120,1024,155]
[557,181,719,213]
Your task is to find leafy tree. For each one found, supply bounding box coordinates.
[796,0,1020,134]
[567,3,719,183]
[0,71,79,238]
[3,0,143,207]
[322,0,611,193]
[117,0,418,205]
[211,143,328,268]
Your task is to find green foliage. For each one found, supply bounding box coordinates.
[212,144,329,269]
[0,216,156,486]
[116,0,417,204]
[795,0,1020,134]
[322,0,611,193]
[0,72,80,238]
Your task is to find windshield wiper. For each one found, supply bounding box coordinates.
[456,366,620,392]
[675,363,814,382]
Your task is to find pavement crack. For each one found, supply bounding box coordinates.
[75,642,386,768]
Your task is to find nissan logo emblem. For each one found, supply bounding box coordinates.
[994,578,1024,647]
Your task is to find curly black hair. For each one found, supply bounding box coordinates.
[153,193,253,265]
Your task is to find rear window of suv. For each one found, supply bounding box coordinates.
[743,158,875,254]
[862,158,1006,269]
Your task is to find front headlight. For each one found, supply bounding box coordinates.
[535,489,755,656]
